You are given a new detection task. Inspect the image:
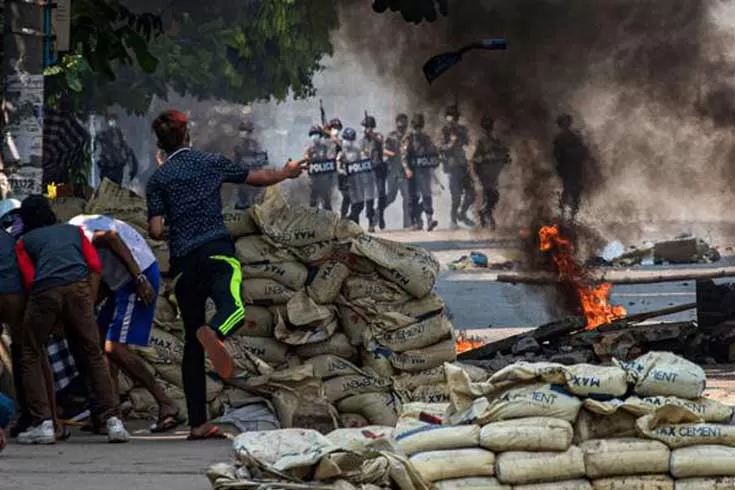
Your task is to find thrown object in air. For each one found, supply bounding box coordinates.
[423,38,508,84]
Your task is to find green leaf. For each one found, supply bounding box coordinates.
[122,29,159,73]
[65,69,84,92]
[44,65,63,76]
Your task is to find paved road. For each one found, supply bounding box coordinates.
[385,228,735,330]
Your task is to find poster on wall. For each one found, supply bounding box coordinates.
[3,74,44,165]
[7,167,43,199]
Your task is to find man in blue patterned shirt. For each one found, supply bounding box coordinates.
[146,109,304,440]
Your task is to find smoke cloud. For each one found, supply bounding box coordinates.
[336,0,735,241]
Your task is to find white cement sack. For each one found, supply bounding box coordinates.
[307,260,351,304]
[591,475,674,490]
[155,295,177,323]
[51,196,87,222]
[489,361,567,388]
[306,355,363,380]
[85,179,148,232]
[324,373,392,403]
[343,274,413,303]
[337,392,399,426]
[241,261,308,290]
[338,303,370,346]
[397,402,449,423]
[340,413,369,428]
[153,364,224,402]
[326,426,395,452]
[232,306,274,338]
[350,234,440,298]
[636,405,735,449]
[495,447,586,485]
[478,383,582,424]
[404,384,451,404]
[409,448,495,482]
[222,207,259,237]
[434,478,510,490]
[294,333,357,360]
[671,445,735,478]
[292,239,351,264]
[117,371,135,394]
[225,335,288,366]
[573,409,638,444]
[145,327,184,365]
[393,363,487,393]
[564,364,629,399]
[675,477,735,490]
[365,314,452,353]
[618,351,706,399]
[387,338,457,372]
[394,420,480,455]
[232,428,339,471]
[396,292,446,319]
[581,438,670,478]
[361,348,396,378]
[274,301,337,346]
[623,396,733,423]
[234,234,295,264]
[243,278,295,305]
[480,417,573,452]
[252,190,362,247]
[514,481,592,490]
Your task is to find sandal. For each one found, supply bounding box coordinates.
[150,412,186,433]
[187,424,228,441]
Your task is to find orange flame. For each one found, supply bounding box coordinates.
[455,332,487,354]
[539,224,626,330]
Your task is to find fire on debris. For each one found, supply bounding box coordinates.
[455,332,487,354]
[539,224,626,330]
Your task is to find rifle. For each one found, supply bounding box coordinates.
[319,99,326,127]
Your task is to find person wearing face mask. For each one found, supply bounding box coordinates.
[473,115,511,231]
[233,120,270,210]
[95,116,139,186]
[385,114,412,229]
[360,115,384,232]
[439,105,476,229]
[401,113,439,231]
[337,128,375,230]
[305,125,337,210]
[324,118,350,219]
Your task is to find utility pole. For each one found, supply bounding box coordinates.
[2,0,45,199]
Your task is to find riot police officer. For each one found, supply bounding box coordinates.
[324,118,349,219]
[553,114,589,221]
[439,104,475,229]
[401,114,439,231]
[338,128,376,231]
[385,114,412,229]
[360,115,386,230]
[305,125,337,210]
[233,120,269,209]
[473,115,511,230]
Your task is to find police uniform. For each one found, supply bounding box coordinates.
[306,131,337,211]
[361,116,387,231]
[339,128,376,229]
[385,115,411,229]
[473,122,510,230]
[439,106,476,228]
[401,114,439,231]
[233,122,269,210]
[553,114,589,221]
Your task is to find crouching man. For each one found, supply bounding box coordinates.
[14,196,129,444]
[70,214,183,433]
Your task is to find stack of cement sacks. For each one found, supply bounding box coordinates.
[396,351,735,489]
[70,180,479,431]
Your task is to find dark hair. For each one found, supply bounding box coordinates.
[152,110,189,153]
[20,195,57,233]
[556,113,573,128]
[396,113,408,123]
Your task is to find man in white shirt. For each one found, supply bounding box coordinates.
[69,214,183,432]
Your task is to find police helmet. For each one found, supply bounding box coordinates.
[342,127,357,141]
[239,120,254,132]
[556,113,573,128]
[445,104,460,118]
[361,115,377,129]
[308,125,322,137]
[328,118,343,131]
[481,115,495,131]
[411,113,425,129]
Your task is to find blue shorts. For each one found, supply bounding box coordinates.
[97,263,160,346]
